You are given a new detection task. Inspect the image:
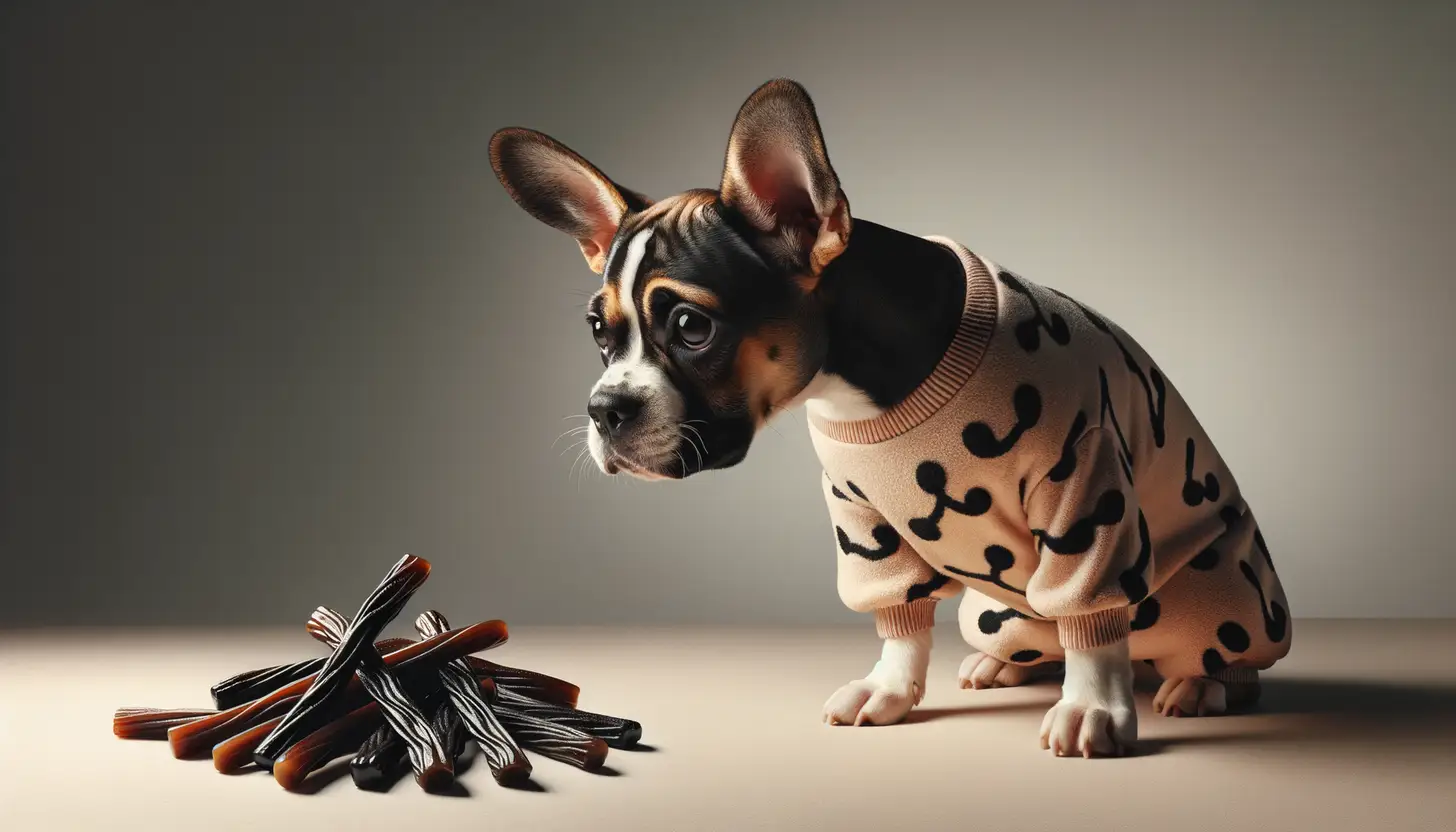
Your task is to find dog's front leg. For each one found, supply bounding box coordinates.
[1039,638,1137,756]
[823,628,931,726]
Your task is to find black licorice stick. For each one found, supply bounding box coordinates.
[308,607,455,792]
[470,659,580,708]
[209,659,319,710]
[414,611,533,785]
[210,652,534,712]
[350,723,408,791]
[494,705,608,771]
[495,688,643,749]
[251,554,430,769]
[209,637,417,709]
[348,684,460,791]
[431,697,468,760]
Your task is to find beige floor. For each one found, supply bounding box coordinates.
[2,620,1454,831]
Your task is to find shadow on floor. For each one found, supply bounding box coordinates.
[905,676,1456,760]
[1152,677,1456,759]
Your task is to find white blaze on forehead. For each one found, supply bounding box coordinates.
[616,227,653,361]
[597,226,656,388]
[588,224,685,476]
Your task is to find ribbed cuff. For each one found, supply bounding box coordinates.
[874,599,938,638]
[1057,607,1130,650]
[1211,667,1259,685]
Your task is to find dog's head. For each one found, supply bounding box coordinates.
[490,80,853,480]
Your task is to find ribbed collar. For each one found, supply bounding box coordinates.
[808,236,999,444]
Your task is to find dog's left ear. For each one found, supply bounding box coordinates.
[490,127,652,274]
[720,79,852,281]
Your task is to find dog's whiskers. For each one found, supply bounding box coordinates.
[678,423,706,471]
[552,425,593,452]
[559,436,590,458]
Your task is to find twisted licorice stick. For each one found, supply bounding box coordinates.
[495,687,642,749]
[414,610,533,785]
[209,638,414,774]
[252,555,432,769]
[272,700,386,792]
[167,617,507,759]
[471,659,579,708]
[203,652,565,711]
[307,606,455,792]
[350,721,408,791]
[493,704,608,771]
[208,636,414,709]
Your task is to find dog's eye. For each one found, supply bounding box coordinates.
[671,307,716,349]
[588,316,608,349]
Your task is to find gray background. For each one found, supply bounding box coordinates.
[4,1,1453,628]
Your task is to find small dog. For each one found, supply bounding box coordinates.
[489,79,1292,757]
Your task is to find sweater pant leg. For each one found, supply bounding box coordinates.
[957,587,1063,666]
[1129,506,1293,681]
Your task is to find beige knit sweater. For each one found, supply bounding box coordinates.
[808,238,1291,671]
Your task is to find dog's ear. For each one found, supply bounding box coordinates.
[719,79,852,280]
[490,128,652,274]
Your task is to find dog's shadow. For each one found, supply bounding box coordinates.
[907,677,1456,761]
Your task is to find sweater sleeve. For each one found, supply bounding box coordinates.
[821,472,959,638]
[1023,426,1151,650]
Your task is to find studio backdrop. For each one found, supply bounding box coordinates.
[4,0,1453,628]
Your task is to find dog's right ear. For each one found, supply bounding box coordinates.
[719,79,851,281]
[489,128,652,274]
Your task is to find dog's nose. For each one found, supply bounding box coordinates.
[588,390,643,436]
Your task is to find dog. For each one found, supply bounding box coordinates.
[489,79,1292,757]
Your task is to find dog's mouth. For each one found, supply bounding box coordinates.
[601,438,751,481]
[602,451,679,480]
[595,426,688,481]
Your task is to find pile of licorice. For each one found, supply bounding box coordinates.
[112,555,642,793]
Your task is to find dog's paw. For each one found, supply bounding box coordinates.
[1153,676,1227,717]
[823,677,920,727]
[957,652,1063,690]
[1039,696,1137,758]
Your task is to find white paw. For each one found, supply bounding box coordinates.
[1153,677,1227,717]
[957,652,1063,689]
[1039,640,1137,757]
[823,677,921,727]
[1039,696,1137,757]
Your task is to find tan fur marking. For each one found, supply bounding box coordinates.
[642,274,721,329]
[598,284,624,328]
[734,327,803,426]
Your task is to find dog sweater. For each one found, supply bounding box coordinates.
[807,237,1290,663]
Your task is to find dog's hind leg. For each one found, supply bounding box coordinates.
[1152,668,1261,717]
[958,651,1064,689]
